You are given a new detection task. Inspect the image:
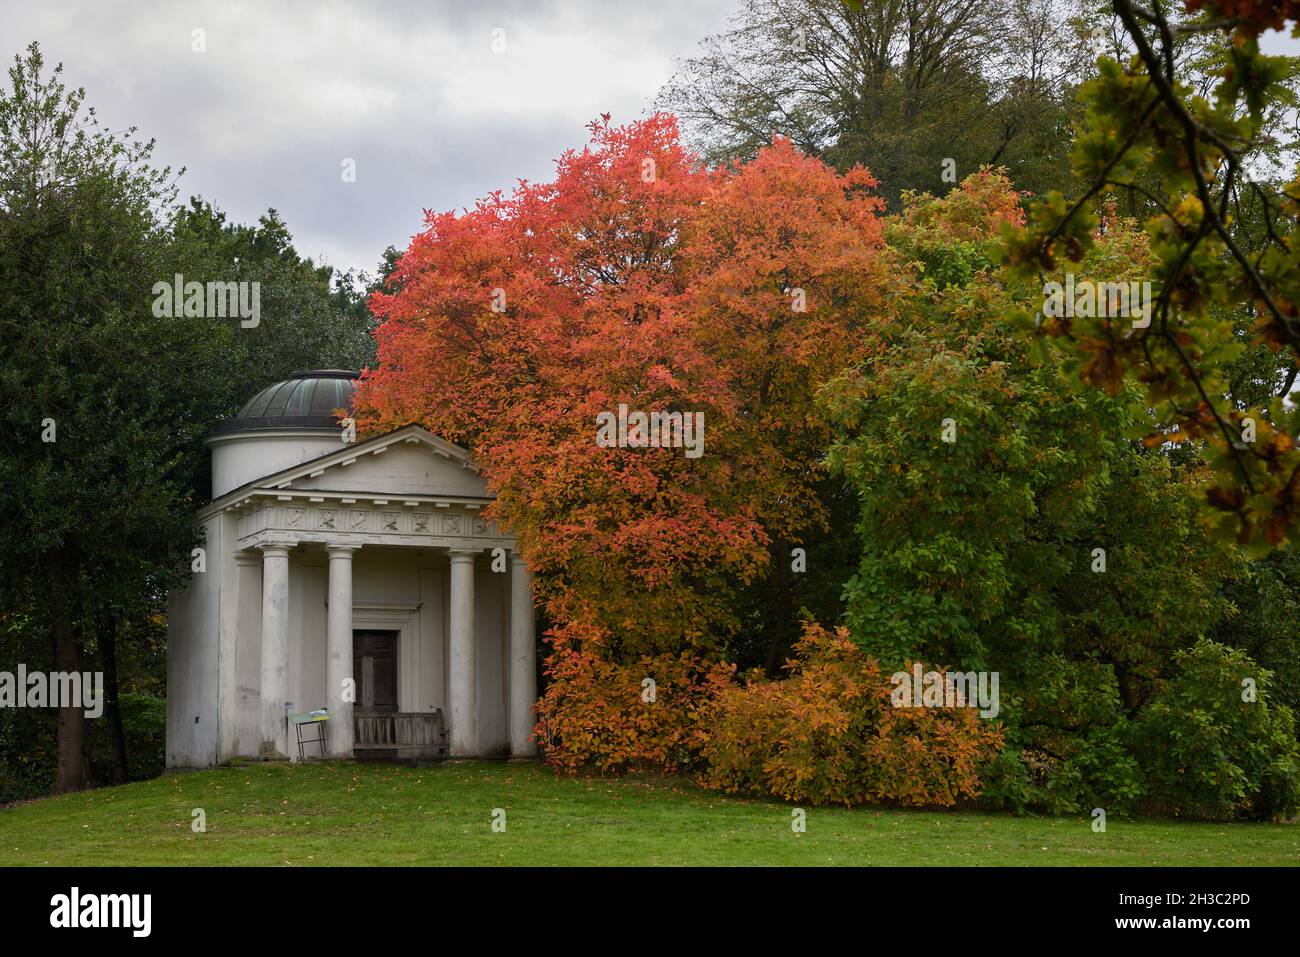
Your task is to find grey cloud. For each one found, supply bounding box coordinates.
[1,0,736,274]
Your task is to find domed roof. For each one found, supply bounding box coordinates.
[210,370,358,434]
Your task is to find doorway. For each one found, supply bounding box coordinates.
[353,630,398,713]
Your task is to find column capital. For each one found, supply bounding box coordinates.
[448,548,479,564]
[326,545,361,558]
[258,542,294,557]
[511,552,529,572]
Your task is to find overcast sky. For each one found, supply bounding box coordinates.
[2,0,737,276]
[3,2,1297,278]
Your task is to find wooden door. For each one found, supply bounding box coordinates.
[353,630,398,712]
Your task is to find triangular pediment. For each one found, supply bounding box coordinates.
[212,425,491,509]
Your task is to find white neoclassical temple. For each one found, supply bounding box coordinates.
[165,370,536,767]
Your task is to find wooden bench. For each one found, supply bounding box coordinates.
[353,710,449,761]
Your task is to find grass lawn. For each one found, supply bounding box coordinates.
[0,760,1295,866]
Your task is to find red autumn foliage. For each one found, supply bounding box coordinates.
[353,114,887,659]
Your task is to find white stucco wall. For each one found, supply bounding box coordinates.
[215,511,241,760]
[231,555,262,756]
[419,564,444,717]
[288,556,328,729]
[165,514,222,768]
[208,430,342,498]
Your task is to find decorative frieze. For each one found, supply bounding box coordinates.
[235,500,507,551]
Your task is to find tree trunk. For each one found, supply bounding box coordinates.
[101,611,129,783]
[50,552,88,794]
[1118,670,1144,714]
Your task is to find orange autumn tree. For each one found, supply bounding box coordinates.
[353,115,886,674]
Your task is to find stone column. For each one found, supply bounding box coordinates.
[448,548,478,758]
[326,545,358,757]
[258,543,293,758]
[509,555,537,758]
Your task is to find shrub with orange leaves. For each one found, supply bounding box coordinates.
[699,622,1004,807]
[536,647,735,774]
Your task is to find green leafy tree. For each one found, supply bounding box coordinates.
[658,0,1093,205]
[170,199,378,424]
[0,44,230,791]
[1131,638,1300,819]
[1211,545,1300,714]
[1003,0,1300,549]
[824,172,1255,813]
